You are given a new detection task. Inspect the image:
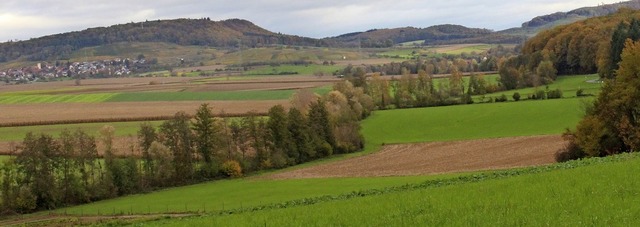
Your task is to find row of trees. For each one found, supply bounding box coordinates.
[0,85,372,214]
[340,49,514,78]
[346,66,498,110]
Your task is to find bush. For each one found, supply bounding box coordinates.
[576,88,585,97]
[221,160,243,178]
[530,90,546,100]
[495,94,508,102]
[512,92,521,101]
[555,132,585,162]
[547,88,563,99]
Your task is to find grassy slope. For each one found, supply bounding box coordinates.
[361,97,587,153]
[51,174,461,215]
[155,153,640,226]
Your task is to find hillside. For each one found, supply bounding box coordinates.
[0,18,324,63]
[500,0,640,36]
[326,24,523,47]
[502,8,640,78]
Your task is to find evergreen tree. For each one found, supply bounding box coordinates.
[267,105,295,167]
[288,107,314,163]
[192,104,218,165]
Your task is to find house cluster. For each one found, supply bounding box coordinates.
[0,58,149,84]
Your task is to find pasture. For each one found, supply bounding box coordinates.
[479,74,602,101]
[244,64,343,76]
[361,97,587,153]
[149,153,640,226]
[47,174,457,216]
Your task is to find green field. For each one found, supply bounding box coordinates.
[361,97,588,153]
[51,174,460,215]
[244,64,343,76]
[146,153,640,226]
[0,121,164,142]
[480,74,602,101]
[0,86,332,104]
[0,93,117,104]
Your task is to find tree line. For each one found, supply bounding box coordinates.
[499,8,640,91]
[340,45,516,78]
[0,84,373,214]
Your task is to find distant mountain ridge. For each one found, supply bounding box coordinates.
[0,18,324,63]
[2,1,640,64]
[501,0,640,36]
[325,24,522,47]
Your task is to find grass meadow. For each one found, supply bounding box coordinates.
[50,174,458,215]
[479,74,602,101]
[0,86,332,104]
[146,153,640,226]
[244,64,344,76]
[361,97,588,153]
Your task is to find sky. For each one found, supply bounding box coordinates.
[0,0,625,42]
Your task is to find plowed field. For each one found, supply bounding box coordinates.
[266,135,565,179]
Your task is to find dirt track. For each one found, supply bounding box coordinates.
[266,135,565,179]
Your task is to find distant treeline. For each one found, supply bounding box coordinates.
[328,24,522,48]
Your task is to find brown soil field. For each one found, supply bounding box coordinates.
[0,76,201,93]
[0,100,290,125]
[265,135,565,179]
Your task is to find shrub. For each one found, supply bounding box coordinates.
[512,92,521,101]
[221,160,243,178]
[555,131,585,162]
[532,90,546,100]
[576,88,585,97]
[495,94,508,102]
[547,89,563,99]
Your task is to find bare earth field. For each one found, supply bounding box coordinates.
[0,100,289,125]
[266,135,565,179]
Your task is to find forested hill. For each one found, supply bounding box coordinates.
[0,18,325,62]
[326,24,523,47]
[498,8,640,90]
[500,0,640,36]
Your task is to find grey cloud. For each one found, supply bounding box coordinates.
[0,0,623,41]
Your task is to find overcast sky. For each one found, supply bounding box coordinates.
[0,0,624,42]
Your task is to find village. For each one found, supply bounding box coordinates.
[0,57,154,84]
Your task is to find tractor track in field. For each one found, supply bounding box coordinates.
[266,135,565,179]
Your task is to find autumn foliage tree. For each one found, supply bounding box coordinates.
[562,40,640,160]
